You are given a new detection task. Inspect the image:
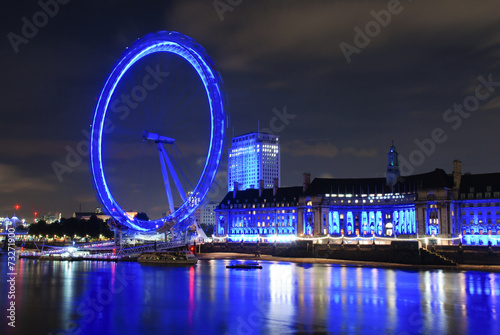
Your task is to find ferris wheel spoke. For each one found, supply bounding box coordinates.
[159,144,187,202]
[172,144,196,190]
[158,144,175,215]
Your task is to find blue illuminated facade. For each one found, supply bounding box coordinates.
[457,171,500,245]
[216,185,300,242]
[324,201,416,236]
[216,144,500,245]
[215,175,421,242]
[299,176,419,238]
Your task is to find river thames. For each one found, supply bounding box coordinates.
[1,255,499,334]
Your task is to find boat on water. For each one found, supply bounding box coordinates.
[39,253,73,261]
[226,262,262,269]
[19,254,40,260]
[137,251,197,265]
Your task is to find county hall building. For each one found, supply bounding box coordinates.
[215,142,500,245]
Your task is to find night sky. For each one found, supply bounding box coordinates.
[1,0,500,220]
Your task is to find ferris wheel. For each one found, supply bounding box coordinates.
[90,31,225,233]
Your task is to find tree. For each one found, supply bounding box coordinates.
[28,220,46,236]
[135,212,149,221]
[200,223,214,236]
[102,219,114,238]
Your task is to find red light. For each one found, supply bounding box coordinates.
[189,245,195,252]
[15,205,20,210]
[34,212,38,217]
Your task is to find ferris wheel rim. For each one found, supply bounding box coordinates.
[90,31,225,232]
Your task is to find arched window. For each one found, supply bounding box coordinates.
[346,212,354,235]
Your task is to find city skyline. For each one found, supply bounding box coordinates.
[1,0,500,219]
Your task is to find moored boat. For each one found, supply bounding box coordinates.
[39,253,73,261]
[226,262,262,269]
[137,251,197,265]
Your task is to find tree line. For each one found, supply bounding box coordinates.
[28,215,114,239]
[28,215,215,239]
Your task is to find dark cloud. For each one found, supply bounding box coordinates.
[0,164,55,194]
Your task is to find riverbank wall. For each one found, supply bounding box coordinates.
[200,241,500,266]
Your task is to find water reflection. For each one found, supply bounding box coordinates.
[1,256,500,335]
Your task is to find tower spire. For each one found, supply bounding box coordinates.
[386,141,400,188]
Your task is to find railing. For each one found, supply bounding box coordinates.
[33,241,116,255]
[36,247,68,255]
[20,240,186,258]
[79,253,120,261]
[75,241,115,249]
[117,240,186,256]
[19,251,120,261]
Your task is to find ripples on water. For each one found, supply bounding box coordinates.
[1,256,499,334]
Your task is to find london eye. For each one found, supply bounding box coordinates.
[90,31,225,233]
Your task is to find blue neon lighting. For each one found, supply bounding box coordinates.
[90,31,225,232]
[463,234,500,246]
[346,211,353,235]
[329,211,340,234]
[376,211,383,236]
[228,234,297,243]
[361,211,368,235]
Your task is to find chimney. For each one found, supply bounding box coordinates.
[303,173,311,192]
[273,178,279,196]
[453,160,462,198]
[233,182,239,198]
[259,179,264,197]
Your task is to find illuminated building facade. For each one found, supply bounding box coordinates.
[303,176,419,238]
[216,181,301,242]
[228,132,280,192]
[457,172,500,245]
[217,143,500,245]
[200,201,218,226]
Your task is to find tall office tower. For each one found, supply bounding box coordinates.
[228,132,280,192]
